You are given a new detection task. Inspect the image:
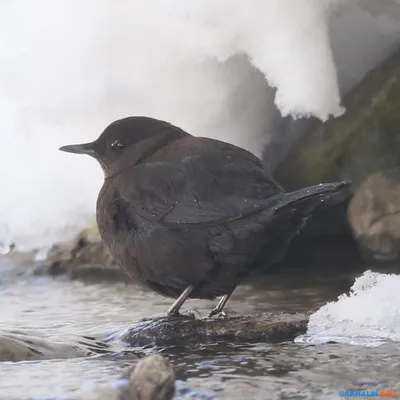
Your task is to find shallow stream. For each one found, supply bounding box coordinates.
[1,257,399,399]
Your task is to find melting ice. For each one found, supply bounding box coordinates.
[296,270,400,347]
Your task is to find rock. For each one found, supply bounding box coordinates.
[121,313,309,347]
[348,168,400,262]
[0,313,308,363]
[120,355,175,400]
[36,221,128,283]
[0,329,113,362]
[274,46,400,191]
[272,188,363,272]
[57,220,113,267]
[91,355,175,400]
[277,232,362,272]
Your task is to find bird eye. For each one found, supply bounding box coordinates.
[110,140,126,151]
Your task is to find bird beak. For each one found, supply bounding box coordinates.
[58,142,96,156]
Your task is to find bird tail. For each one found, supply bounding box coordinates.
[282,180,351,209]
[270,180,352,229]
[284,180,353,235]
[252,180,352,267]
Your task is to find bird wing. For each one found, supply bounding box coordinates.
[116,146,284,227]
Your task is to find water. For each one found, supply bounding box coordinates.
[1,260,400,399]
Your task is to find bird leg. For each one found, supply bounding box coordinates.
[208,293,232,318]
[184,309,203,319]
[167,285,195,316]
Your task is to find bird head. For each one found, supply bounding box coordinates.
[59,116,188,178]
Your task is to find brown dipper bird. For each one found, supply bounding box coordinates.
[59,117,350,317]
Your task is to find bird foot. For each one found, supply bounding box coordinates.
[166,309,197,319]
[185,309,202,319]
[208,310,228,319]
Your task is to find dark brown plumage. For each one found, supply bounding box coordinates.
[59,116,350,316]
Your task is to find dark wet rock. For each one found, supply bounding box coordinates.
[270,47,400,271]
[348,168,400,263]
[0,329,113,362]
[275,46,400,191]
[275,233,362,273]
[272,191,363,272]
[121,313,309,348]
[0,313,307,363]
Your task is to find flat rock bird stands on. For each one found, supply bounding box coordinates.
[60,117,350,317]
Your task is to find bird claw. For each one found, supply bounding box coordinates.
[208,310,228,319]
[166,309,198,319]
[166,310,182,318]
[185,309,202,319]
